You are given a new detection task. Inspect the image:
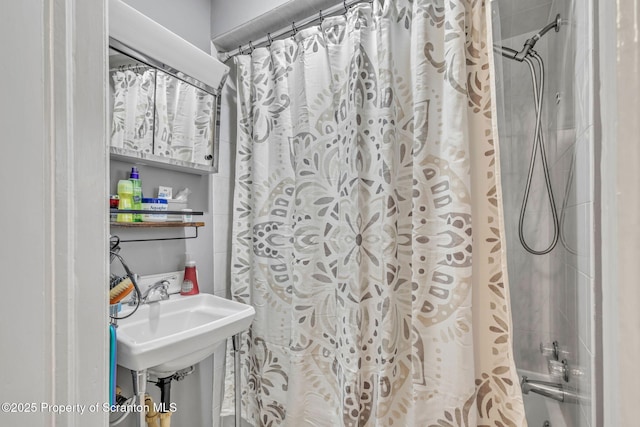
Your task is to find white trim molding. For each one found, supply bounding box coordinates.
[599,0,640,425]
[0,0,108,425]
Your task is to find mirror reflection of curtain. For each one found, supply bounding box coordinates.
[155,71,214,164]
[110,69,155,153]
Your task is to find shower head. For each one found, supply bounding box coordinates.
[498,14,562,62]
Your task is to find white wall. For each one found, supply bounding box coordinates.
[496,0,553,39]
[0,0,108,425]
[0,5,51,424]
[550,2,596,425]
[123,0,212,52]
[211,0,289,37]
[211,0,344,51]
[600,0,640,426]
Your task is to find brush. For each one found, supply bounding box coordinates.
[109,277,134,304]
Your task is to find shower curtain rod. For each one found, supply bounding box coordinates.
[221,0,373,61]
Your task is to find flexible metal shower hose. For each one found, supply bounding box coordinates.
[518,52,560,255]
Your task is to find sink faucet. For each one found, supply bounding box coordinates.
[130,280,170,305]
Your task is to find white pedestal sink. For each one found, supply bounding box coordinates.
[115,293,255,376]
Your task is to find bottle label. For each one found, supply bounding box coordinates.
[181,279,193,293]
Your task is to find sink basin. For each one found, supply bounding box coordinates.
[115,294,255,376]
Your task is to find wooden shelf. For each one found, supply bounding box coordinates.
[110,221,205,228]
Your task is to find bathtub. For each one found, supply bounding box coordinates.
[220,371,568,427]
[519,369,568,427]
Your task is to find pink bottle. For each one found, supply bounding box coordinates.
[180,260,200,295]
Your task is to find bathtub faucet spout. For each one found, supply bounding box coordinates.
[520,376,581,404]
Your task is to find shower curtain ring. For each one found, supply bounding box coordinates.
[344,0,349,13]
[267,32,273,46]
[292,22,298,36]
[319,10,324,25]
[249,41,254,53]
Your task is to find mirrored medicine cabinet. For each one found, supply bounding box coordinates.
[108,41,222,174]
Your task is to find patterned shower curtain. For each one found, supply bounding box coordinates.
[223,1,526,425]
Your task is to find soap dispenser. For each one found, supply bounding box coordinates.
[181,254,199,295]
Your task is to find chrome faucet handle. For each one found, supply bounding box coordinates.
[540,341,560,360]
[143,280,170,303]
[548,359,570,383]
[127,274,142,306]
[157,280,170,299]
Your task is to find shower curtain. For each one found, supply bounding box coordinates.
[223,1,526,425]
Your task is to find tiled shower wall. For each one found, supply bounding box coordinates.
[209,64,238,425]
[495,0,595,425]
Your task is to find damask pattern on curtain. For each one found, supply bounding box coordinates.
[223,1,526,426]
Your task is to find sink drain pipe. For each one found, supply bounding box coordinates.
[145,367,194,427]
[155,376,173,413]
